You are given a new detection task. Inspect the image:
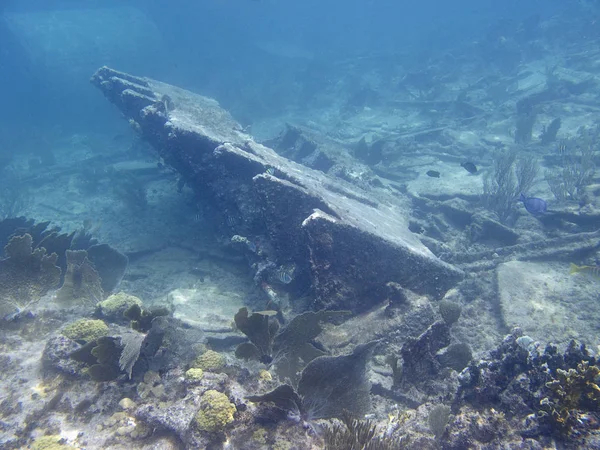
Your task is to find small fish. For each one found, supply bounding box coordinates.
[557,142,568,155]
[261,282,280,304]
[226,215,237,227]
[570,263,600,278]
[265,167,275,176]
[426,170,440,178]
[461,162,478,174]
[519,193,547,215]
[193,212,202,222]
[254,310,279,316]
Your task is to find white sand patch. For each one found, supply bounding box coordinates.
[498,260,600,347]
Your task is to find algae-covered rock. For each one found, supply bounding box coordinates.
[61,318,108,342]
[96,292,143,321]
[30,435,73,449]
[192,350,225,372]
[194,390,236,432]
[137,370,166,399]
[185,368,204,381]
[118,397,137,411]
[100,411,151,440]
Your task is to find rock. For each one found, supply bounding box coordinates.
[136,397,198,443]
[263,124,336,172]
[41,336,86,376]
[399,321,451,385]
[91,67,463,313]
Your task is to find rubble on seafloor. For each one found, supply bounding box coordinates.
[4,279,600,450]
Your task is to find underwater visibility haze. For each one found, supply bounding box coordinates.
[3,0,600,448]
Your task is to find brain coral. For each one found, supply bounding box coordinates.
[195,390,236,432]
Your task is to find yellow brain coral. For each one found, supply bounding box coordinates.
[192,350,225,371]
[185,368,204,381]
[30,435,73,449]
[96,292,143,319]
[61,318,108,342]
[195,390,236,432]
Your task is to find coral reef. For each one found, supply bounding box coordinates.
[0,233,61,316]
[545,125,598,203]
[123,302,170,332]
[396,321,451,387]
[185,368,204,382]
[29,435,74,450]
[193,350,225,372]
[323,411,406,450]
[438,300,462,325]
[95,292,143,322]
[455,329,600,444]
[85,243,128,293]
[100,411,152,440]
[66,319,166,382]
[194,389,237,433]
[55,249,103,305]
[0,218,126,315]
[234,307,349,381]
[539,361,600,438]
[136,371,166,400]
[247,341,377,422]
[427,404,451,439]
[61,318,109,343]
[482,150,539,224]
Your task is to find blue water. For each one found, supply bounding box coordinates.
[0,0,568,134]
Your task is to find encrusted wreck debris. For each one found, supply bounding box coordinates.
[91,66,463,312]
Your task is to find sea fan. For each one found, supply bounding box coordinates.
[119,330,145,379]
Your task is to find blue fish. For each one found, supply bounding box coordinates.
[275,265,294,284]
[519,193,547,215]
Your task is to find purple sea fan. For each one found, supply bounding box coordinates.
[247,341,379,424]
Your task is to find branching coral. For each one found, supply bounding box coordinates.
[545,125,598,203]
[323,411,406,450]
[538,361,600,437]
[483,150,539,223]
